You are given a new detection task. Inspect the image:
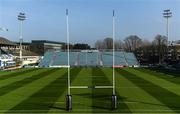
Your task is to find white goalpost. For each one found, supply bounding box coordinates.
[112,10,117,110]
[65,9,117,111]
[66,9,72,111]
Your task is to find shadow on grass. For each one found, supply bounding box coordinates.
[116,69,180,113]
[0,68,58,97]
[7,68,82,113]
[0,68,40,81]
[91,68,131,113]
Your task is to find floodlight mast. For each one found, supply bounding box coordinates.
[18,12,26,62]
[66,9,72,111]
[163,9,172,41]
[163,9,172,55]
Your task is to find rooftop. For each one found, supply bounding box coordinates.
[31,40,65,45]
[0,37,16,46]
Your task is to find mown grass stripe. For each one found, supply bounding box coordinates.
[8,68,82,113]
[117,68,180,113]
[102,68,135,113]
[136,68,180,85]
[49,68,94,113]
[0,71,17,76]
[0,69,65,113]
[110,68,173,113]
[0,68,58,97]
[0,68,46,89]
[92,68,131,113]
[0,68,34,77]
[148,68,180,78]
[92,67,112,112]
[0,68,40,81]
[127,68,180,96]
[0,69,27,76]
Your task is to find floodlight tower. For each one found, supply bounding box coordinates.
[18,12,26,61]
[112,10,117,110]
[163,9,172,45]
[163,9,172,55]
[66,9,72,111]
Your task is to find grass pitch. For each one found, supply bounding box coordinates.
[0,67,180,113]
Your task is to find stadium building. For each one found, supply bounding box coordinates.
[0,37,16,68]
[30,40,65,56]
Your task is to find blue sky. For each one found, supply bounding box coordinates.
[0,0,180,46]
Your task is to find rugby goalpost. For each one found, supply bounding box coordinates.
[65,9,117,111]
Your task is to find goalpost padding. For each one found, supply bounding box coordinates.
[111,95,117,110]
[66,95,72,111]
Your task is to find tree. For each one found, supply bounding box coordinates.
[95,38,124,50]
[61,44,74,50]
[103,37,113,49]
[95,40,104,49]
[115,40,124,50]
[124,35,142,52]
[73,43,91,50]
[152,34,167,64]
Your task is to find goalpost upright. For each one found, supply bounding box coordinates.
[112,10,115,96]
[66,9,72,111]
[65,9,117,111]
[112,10,117,110]
[66,9,70,96]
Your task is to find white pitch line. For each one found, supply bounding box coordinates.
[94,86,113,88]
[70,86,113,89]
[70,86,89,89]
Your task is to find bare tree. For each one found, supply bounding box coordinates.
[142,39,151,46]
[95,40,104,49]
[95,38,124,50]
[103,37,113,49]
[152,34,167,64]
[115,40,124,50]
[124,35,142,52]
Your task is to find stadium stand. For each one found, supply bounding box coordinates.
[0,48,15,68]
[39,50,139,67]
[0,37,16,68]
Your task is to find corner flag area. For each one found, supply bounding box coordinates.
[0,67,179,113]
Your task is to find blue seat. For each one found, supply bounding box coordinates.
[39,50,139,67]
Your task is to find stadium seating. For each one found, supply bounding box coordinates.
[0,48,15,67]
[39,50,139,67]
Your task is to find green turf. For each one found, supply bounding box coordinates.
[0,67,179,113]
